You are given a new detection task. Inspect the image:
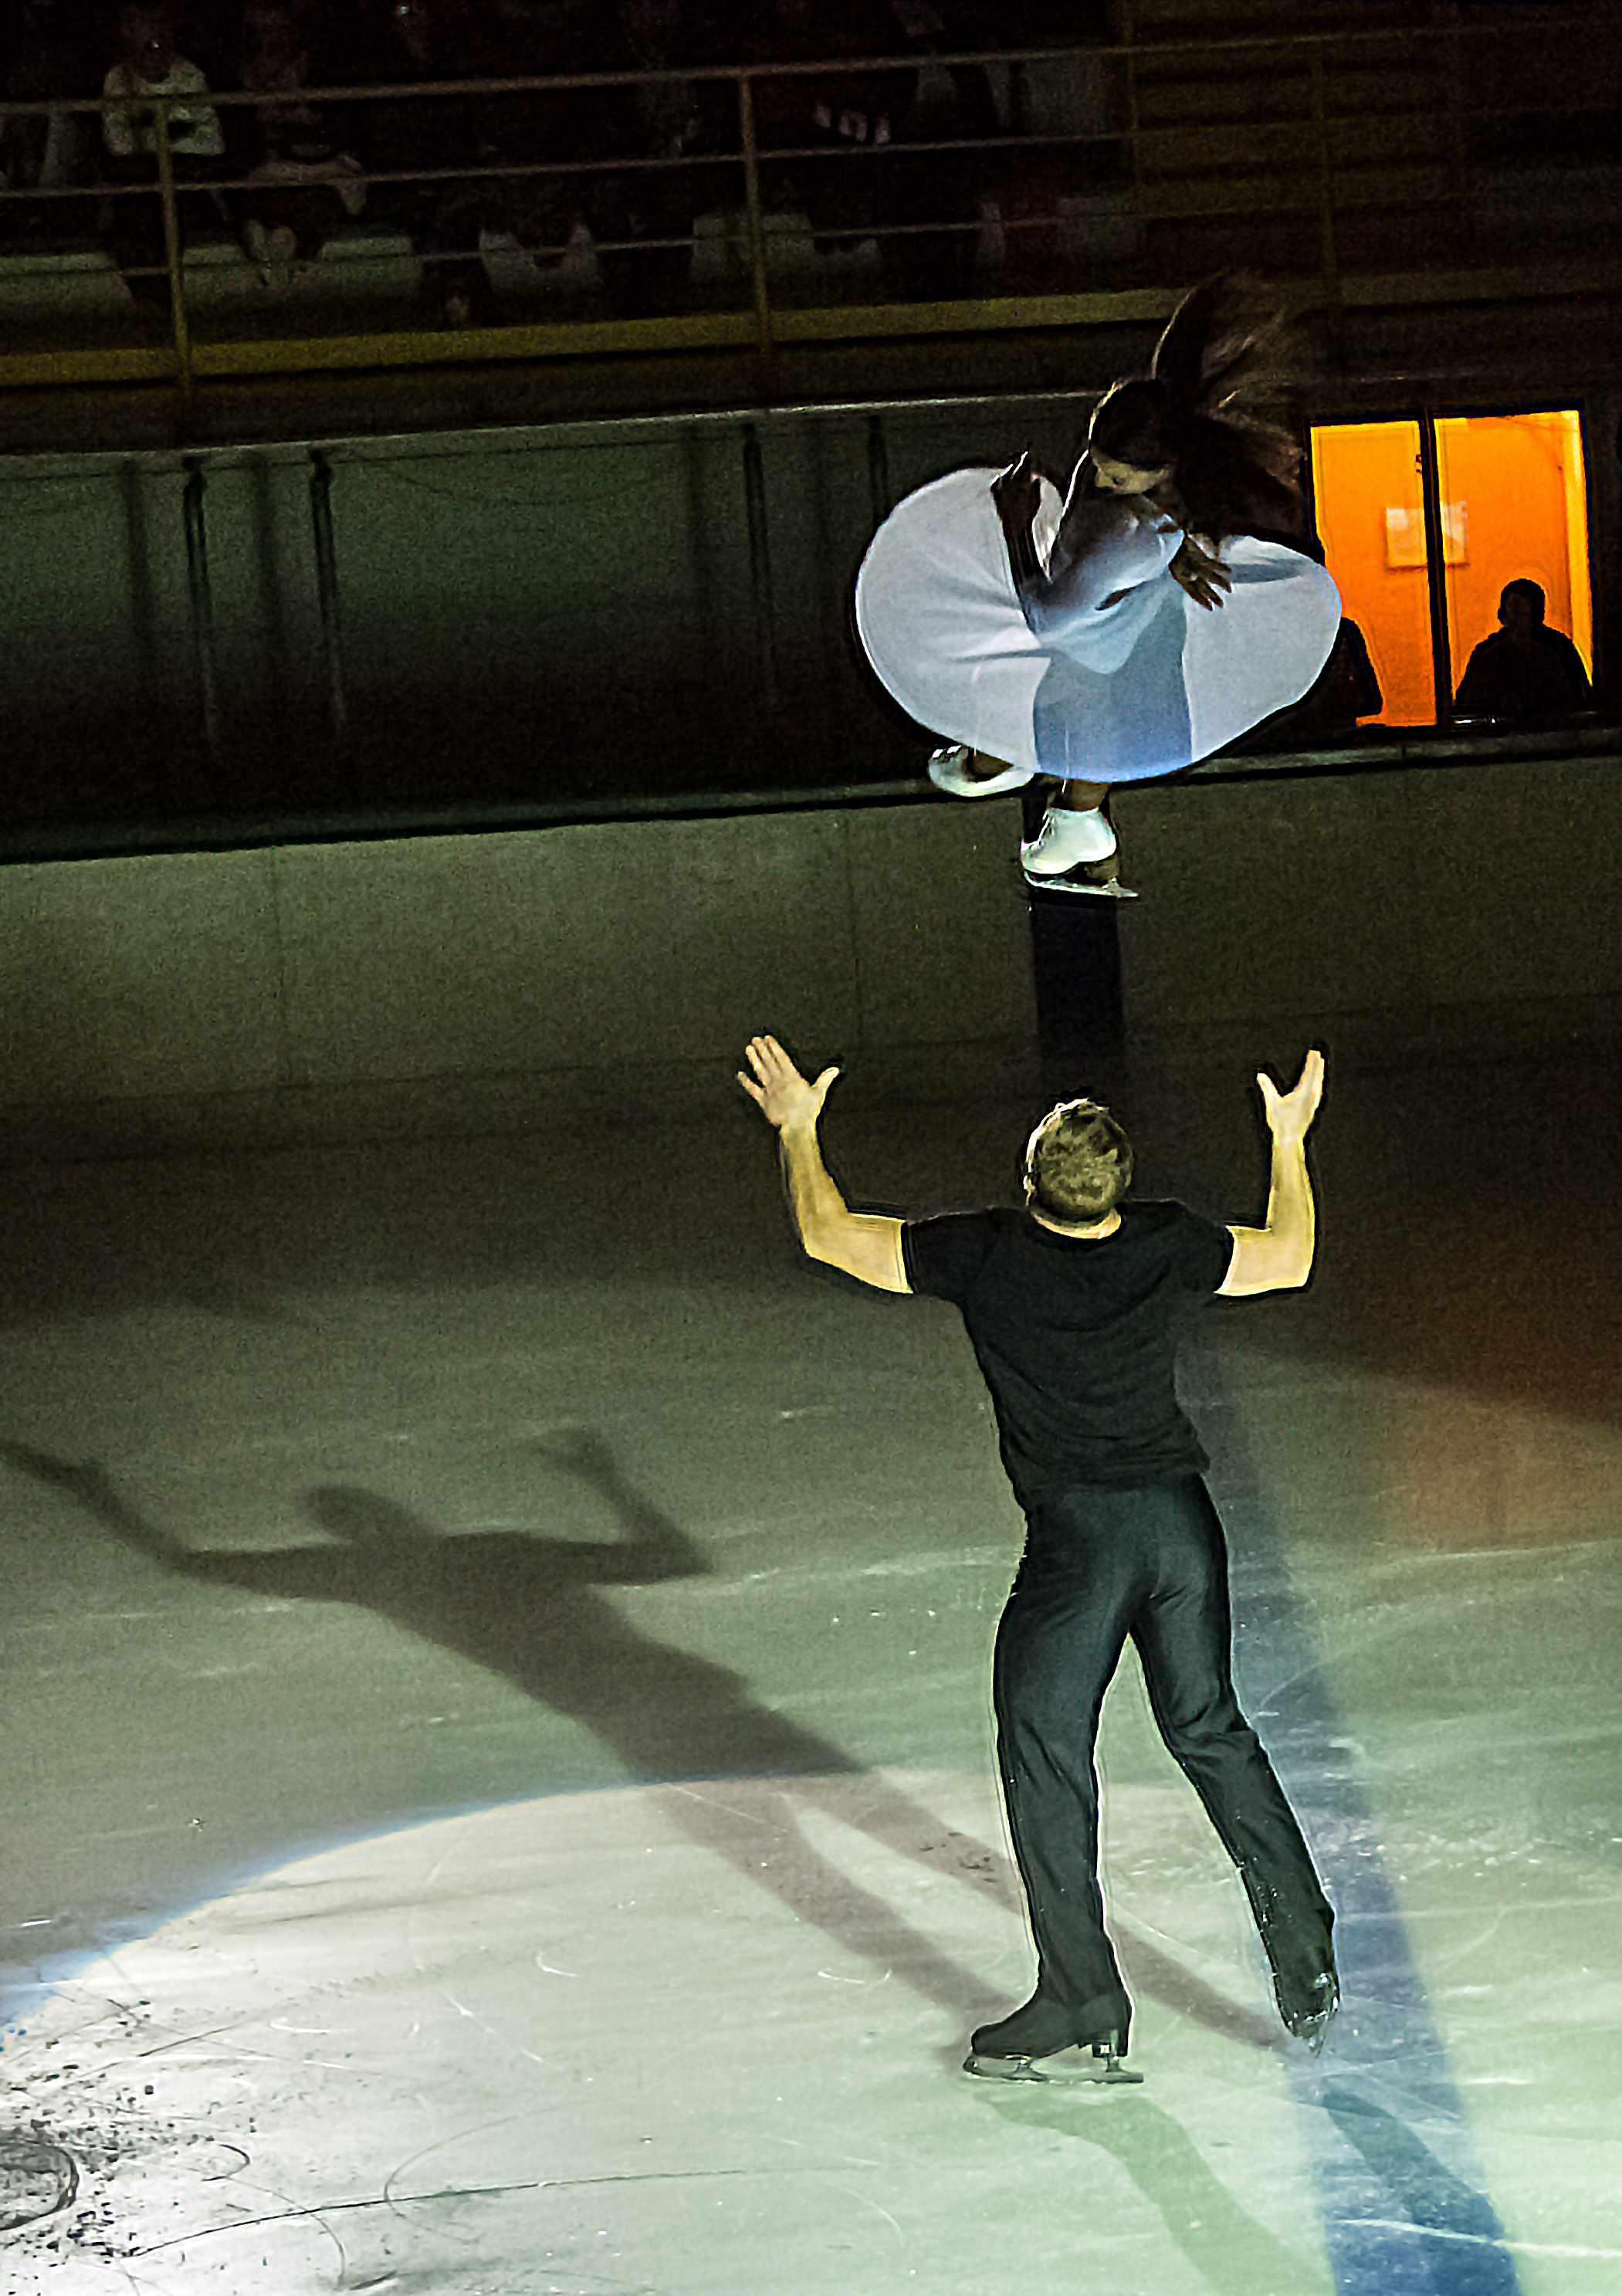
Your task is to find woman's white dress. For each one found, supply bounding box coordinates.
[854,466,1343,782]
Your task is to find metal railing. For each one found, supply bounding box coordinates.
[0,381,1610,855]
[0,10,1615,395]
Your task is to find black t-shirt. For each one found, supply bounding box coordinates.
[902,1201,1234,1504]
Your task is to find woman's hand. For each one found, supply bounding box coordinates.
[990,451,1042,529]
[1169,535,1231,611]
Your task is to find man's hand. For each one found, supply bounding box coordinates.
[990,450,1042,529]
[1169,535,1232,611]
[1256,1047,1325,1146]
[738,1035,840,1133]
[740,1037,909,1292]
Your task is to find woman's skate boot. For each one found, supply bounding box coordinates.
[1019,802,1136,898]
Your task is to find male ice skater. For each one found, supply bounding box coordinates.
[738,1033,1338,2084]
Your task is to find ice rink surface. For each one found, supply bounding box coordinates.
[2,1045,1619,2294]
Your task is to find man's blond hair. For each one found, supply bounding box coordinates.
[1024,1099,1134,1224]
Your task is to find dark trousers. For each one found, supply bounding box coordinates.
[992,1475,1332,2040]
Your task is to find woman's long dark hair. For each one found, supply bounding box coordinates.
[1087,276,1305,544]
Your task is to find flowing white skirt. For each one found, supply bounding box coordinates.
[854,467,1343,782]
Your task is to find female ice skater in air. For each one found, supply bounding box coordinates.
[854,278,1343,894]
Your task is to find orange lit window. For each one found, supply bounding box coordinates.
[1435,412,1591,692]
[1309,411,1591,727]
[1310,419,1434,726]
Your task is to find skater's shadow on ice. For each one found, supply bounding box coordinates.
[6,1434,1281,2049]
[5,1436,1013,2024]
[984,2087,1329,2296]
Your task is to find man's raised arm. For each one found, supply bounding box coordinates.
[737,1035,910,1294]
[1220,1048,1324,1296]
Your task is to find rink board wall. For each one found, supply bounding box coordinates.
[1114,747,1622,1073]
[0,410,1097,814]
[2,752,1620,1161]
[0,804,1038,1162]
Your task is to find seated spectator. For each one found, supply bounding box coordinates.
[743,0,992,300]
[230,1,364,291]
[99,1,224,312]
[1454,579,1593,720]
[987,0,1126,286]
[1,0,98,242]
[326,0,519,329]
[747,0,916,260]
[578,0,736,318]
[880,0,997,300]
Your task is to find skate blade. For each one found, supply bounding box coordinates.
[1292,2003,1337,2057]
[963,2050,1143,2087]
[1284,1971,1339,2056]
[1018,863,1139,901]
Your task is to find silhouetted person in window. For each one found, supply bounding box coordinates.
[1454,579,1592,720]
[1264,615,1383,740]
